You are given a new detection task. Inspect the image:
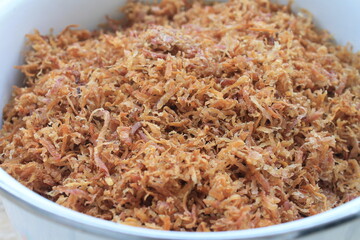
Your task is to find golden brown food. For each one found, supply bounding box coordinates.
[1,0,359,231]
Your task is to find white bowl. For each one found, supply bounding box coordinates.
[0,1,359,240]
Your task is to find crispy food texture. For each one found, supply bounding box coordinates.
[1,0,360,231]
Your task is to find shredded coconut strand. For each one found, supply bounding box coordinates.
[1,0,359,231]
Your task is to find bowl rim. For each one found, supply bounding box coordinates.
[0,169,359,240]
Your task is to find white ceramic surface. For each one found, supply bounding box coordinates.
[0,0,359,240]
[0,199,20,240]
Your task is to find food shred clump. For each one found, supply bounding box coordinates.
[1,0,359,231]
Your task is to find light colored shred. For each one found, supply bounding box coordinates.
[0,0,360,232]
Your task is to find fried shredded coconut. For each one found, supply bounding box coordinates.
[1,0,360,231]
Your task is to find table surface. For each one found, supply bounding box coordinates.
[0,199,21,240]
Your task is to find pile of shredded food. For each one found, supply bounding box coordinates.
[1,0,360,231]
